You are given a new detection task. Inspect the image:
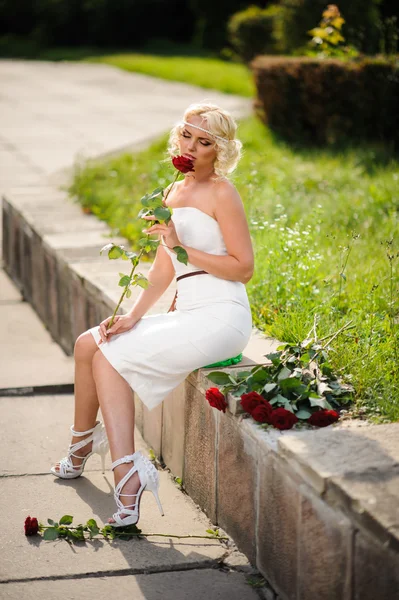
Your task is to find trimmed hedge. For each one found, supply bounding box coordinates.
[251,56,399,147]
[227,4,285,63]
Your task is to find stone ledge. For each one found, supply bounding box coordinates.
[3,184,399,600]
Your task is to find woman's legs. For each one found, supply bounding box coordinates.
[91,350,141,522]
[54,332,100,472]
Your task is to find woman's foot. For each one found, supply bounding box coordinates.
[108,462,141,524]
[53,432,93,474]
[50,421,109,479]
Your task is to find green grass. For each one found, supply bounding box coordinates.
[0,38,254,97]
[69,117,399,422]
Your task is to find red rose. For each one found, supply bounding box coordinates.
[24,516,39,536]
[270,408,298,430]
[308,410,339,427]
[172,155,195,174]
[251,402,273,423]
[240,391,266,414]
[205,387,228,413]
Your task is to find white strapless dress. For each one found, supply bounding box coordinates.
[90,207,252,410]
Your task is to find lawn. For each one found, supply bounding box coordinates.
[69,116,399,423]
[1,41,254,98]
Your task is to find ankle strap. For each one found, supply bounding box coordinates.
[70,423,97,437]
[111,451,142,471]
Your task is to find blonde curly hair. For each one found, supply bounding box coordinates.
[167,102,242,178]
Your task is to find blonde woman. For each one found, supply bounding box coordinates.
[51,102,254,527]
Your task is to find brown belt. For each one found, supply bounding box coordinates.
[168,270,208,313]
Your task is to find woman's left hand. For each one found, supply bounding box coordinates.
[141,215,182,249]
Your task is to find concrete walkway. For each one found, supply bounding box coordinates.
[0,61,263,599]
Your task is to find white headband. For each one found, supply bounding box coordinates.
[181,121,230,143]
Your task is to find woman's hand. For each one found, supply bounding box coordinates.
[141,215,181,250]
[98,314,139,344]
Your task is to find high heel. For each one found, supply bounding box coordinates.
[50,421,109,479]
[110,451,164,527]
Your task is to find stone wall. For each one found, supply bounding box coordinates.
[3,187,399,600]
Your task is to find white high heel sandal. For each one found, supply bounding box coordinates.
[50,422,109,479]
[110,451,164,527]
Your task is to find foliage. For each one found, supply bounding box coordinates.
[278,0,383,54]
[227,4,285,63]
[70,115,399,422]
[307,4,359,58]
[207,321,355,423]
[188,0,264,51]
[0,0,194,49]
[251,55,399,147]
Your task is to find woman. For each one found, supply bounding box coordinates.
[51,102,254,527]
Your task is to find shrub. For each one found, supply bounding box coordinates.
[251,55,399,147]
[279,0,383,55]
[0,0,194,49]
[227,4,285,63]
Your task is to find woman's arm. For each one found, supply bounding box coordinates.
[127,243,175,321]
[177,184,254,284]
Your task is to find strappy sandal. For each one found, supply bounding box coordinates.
[50,421,109,479]
[110,451,164,527]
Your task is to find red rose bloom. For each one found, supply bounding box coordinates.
[240,391,266,414]
[24,516,39,536]
[270,408,298,430]
[205,387,228,413]
[251,402,273,423]
[308,410,339,427]
[172,155,195,173]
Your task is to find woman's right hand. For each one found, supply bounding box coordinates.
[98,314,139,344]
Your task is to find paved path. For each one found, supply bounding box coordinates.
[0,61,261,599]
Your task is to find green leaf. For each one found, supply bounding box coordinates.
[309,396,333,410]
[47,518,55,526]
[206,371,231,385]
[154,206,171,221]
[278,366,292,381]
[124,251,138,260]
[263,383,278,395]
[100,243,114,255]
[147,186,164,201]
[300,352,311,365]
[134,275,150,289]
[280,376,303,390]
[59,515,73,525]
[276,343,290,351]
[175,246,189,265]
[295,409,312,419]
[125,288,132,299]
[271,394,289,406]
[86,519,98,529]
[252,368,269,383]
[237,371,252,379]
[265,352,281,366]
[43,527,60,540]
[108,246,124,260]
[118,275,131,287]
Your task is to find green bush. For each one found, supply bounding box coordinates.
[188,0,264,50]
[251,56,399,147]
[0,0,194,49]
[279,0,383,54]
[227,4,285,63]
